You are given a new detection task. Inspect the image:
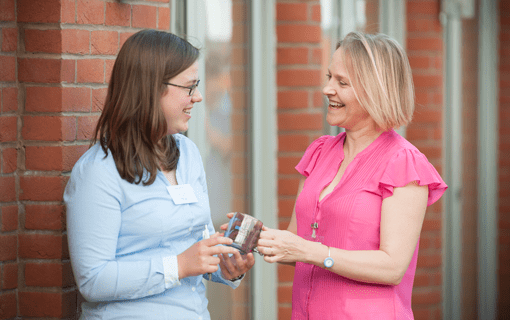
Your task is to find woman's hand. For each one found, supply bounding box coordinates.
[219,212,236,232]
[218,212,256,279]
[177,232,239,279]
[256,226,307,264]
[219,250,255,281]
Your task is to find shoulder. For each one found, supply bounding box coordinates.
[382,130,423,158]
[172,133,200,158]
[295,134,342,177]
[377,131,447,205]
[65,143,123,202]
[70,143,118,180]
[393,131,418,151]
[307,133,342,153]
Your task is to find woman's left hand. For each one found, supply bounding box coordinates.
[256,227,307,264]
[219,250,255,281]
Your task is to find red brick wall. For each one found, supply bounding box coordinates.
[406,1,444,319]
[0,0,171,318]
[500,0,510,318]
[276,0,323,318]
[0,0,20,317]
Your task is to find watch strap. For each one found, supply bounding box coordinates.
[323,246,334,268]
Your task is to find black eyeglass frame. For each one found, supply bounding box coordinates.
[163,79,200,96]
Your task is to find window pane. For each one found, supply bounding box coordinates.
[203,1,252,319]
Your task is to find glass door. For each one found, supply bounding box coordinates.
[203,1,252,319]
[183,0,253,319]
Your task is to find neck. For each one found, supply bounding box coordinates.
[343,125,385,159]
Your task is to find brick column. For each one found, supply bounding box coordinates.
[276,1,323,319]
[406,1,444,319]
[0,0,20,318]
[0,0,171,318]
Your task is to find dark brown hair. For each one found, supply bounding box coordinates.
[92,29,199,185]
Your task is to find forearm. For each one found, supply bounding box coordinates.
[75,257,171,302]
[301,241,405,285]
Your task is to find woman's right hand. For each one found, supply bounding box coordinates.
[177,232,239,279]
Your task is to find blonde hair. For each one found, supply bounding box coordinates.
[337,32,414,130]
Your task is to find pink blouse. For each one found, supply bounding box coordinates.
[292,130,447,320]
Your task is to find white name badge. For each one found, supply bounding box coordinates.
[166,184,198,205]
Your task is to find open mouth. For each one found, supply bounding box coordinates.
[329,102,345,109]
[183,109,191,115]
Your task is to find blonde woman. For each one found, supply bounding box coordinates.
[64,29,254,319]
[257,32,447,319]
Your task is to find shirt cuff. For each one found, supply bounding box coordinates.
[230,274,245,281]
[225,273,245,284]
[162,256,181,289]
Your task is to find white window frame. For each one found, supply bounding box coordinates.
[477,0,498,319]
[441,1,464,317]
[181,0,208,156]
[251,1,278,319]
[441,1,498,319]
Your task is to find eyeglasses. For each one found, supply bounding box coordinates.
[163,80,200,96]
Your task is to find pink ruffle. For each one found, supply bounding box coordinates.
[379,148,447,206]
[295,135,331,177]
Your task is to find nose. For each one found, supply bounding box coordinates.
[192,88,203,103]
[322,82,335,96]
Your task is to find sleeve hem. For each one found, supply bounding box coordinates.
[379,149,448,206]
[162,256,181,289]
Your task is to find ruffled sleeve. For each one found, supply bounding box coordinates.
[379,148,448,206]
[295,135,331,177]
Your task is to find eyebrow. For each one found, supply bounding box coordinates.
[186,78,199,85]
[328,69,348,83]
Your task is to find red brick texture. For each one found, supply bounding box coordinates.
[405,1,444,319]
[0,0,172,318]
[276,1,323,318]
[500,1,510,318]
[0,0,19,316]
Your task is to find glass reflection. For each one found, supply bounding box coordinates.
[203,1,252,319]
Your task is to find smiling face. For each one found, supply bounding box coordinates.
[323,48,377,131]
[160,61,202,134]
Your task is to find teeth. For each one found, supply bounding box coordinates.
[183,110,190,115]
[329,102,345,108]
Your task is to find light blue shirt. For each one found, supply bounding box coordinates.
[64,134,241,320]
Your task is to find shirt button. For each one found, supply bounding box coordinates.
[191,287,196,292]
[189,227,192,232]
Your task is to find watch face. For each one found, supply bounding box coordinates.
[324,257,334,268]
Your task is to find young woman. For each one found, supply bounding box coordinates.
[64,29,254,320]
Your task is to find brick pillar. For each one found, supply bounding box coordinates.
[0,0,20,318]
[276,1,323,319]
[0,0,171,318]
[406,1,444,319]
[499,0,510,318]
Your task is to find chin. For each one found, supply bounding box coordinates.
[326,117,344,128]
